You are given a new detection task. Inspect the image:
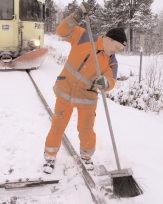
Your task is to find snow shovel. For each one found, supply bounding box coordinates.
[84,12,143,198]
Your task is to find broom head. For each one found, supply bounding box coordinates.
[109,168,143,198]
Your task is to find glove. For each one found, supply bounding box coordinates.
[93,75,109,90]
[74,2,91,22]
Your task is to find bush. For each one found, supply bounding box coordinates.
[107,78,163,112]
[107,55,163,113]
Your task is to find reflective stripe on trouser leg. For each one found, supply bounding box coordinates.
[45,98,73,157]
[44,152,57,161]
[77,105,96,159]
[80,147,95,159]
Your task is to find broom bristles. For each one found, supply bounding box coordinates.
[112,176,143,198]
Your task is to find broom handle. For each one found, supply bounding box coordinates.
[84,14,121,171]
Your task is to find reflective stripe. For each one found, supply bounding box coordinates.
[62,32,73,39]
[54,85,71,101]
[80,147,95,158]
[65,62,92,86]
[66,15,77,27]
[44,152,56,160]
[71,98,97,104]
[54,85,97,105]
[45,147,59,153]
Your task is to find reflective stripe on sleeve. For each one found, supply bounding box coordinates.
[66,14,77,27]
[62,32,73,39]
[54,85,97,105]
[65,62,92,86]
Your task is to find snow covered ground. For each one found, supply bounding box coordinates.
[0,34,163,204]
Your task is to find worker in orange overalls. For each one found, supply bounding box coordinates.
[43,2,127,174]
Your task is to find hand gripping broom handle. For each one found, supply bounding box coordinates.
[84,14,121,171]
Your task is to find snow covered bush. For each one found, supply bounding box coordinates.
[107,79,163,112]
[107,56,163,112]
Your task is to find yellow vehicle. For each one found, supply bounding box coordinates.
[0,0,48,70]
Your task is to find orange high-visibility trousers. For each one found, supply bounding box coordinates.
[44,98,96,160]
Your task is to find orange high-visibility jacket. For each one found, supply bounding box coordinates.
[54,13,118,106]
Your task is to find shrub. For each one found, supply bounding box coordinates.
[107,55,163,113]
[107,77,163,113]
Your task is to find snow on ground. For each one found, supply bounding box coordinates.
[0,34,163,204]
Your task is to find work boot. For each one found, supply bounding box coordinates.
[43,160,55,174]
[81,157,94,171]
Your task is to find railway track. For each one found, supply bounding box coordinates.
[0,68,112,203]
[26,69,105,204]
[26,70,112,204]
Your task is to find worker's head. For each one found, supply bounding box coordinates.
[102,28,127,56]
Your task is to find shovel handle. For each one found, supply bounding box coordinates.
[84,14,121,170]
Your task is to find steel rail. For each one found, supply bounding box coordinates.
[26,70,106,204]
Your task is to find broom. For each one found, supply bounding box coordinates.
[84,12,143,198]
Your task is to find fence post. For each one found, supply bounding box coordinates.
[139,35,145,83]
